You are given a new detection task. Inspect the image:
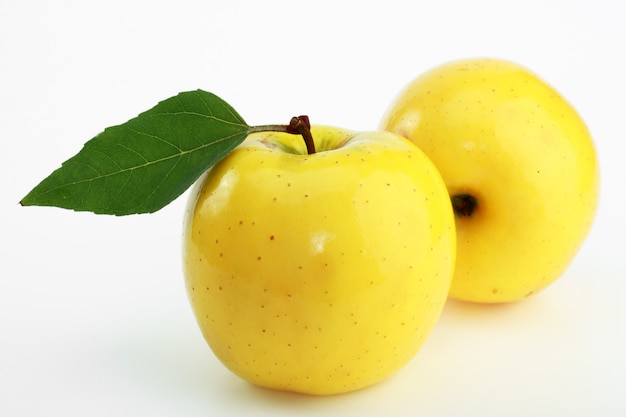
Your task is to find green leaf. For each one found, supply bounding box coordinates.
[21,90,250,215]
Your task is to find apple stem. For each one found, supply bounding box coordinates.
[249,116,316,154]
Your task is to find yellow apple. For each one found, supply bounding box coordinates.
[381,58,599,303]
[182,125,456,395]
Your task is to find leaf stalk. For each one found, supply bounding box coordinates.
[249,115,316,154]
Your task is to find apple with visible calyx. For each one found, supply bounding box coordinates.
[381,58,599,303]
[182,123,456,395]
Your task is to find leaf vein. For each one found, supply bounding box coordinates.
[141,155,183,210]
[32,130,246,196]
[125,127,183,153]
[148,111,246,128]
[116,142,150,164]
[105,169,133,212]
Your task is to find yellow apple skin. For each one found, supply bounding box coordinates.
[381,58,599,303]
[182,126,455,395]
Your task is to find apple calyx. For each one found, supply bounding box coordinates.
[249,115,316,154]
[451,193,478,217]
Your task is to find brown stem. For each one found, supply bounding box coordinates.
[248,115,316,154]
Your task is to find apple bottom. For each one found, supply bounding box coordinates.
[194,277,446,395]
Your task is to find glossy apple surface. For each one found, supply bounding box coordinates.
[182,126,455,394]
[381,58,599,303]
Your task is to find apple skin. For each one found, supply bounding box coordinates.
[182,126,455,395]
[381,58,600,303]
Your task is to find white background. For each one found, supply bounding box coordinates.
[1,0,625,415]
